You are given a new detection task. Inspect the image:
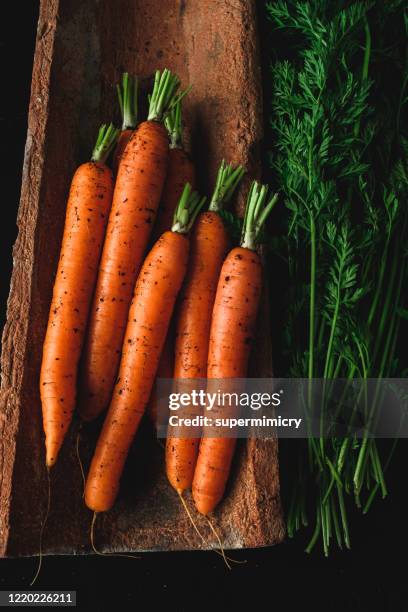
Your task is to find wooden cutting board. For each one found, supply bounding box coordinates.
[0,0,285,556]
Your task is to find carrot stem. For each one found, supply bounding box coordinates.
[116,73,138,130]
[148,69,185,123]
[172,183,206,234]
[209,160,245,213]
[164,99,183,148]
[241,181,278,250]
[91,123,120,163]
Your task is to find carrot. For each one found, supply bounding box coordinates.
[78,69,186,423]
[192,182,278,515]
[151,100,195,241]
[166,161,245,494]
[40,124,119,467]
[112,73,138,176]
[84,184,206,512]
[146,326,174,425]
[147,100,195,424]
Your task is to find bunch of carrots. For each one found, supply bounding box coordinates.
[39,67,278,525]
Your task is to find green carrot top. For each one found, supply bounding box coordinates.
[164,99,183,149]
[241,181,278,250]
[91,123,120,164]
[209,160,246,213]
[172,183,206,234]
[116,73,138,131]
[148,68,190,123]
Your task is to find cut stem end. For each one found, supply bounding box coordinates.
[172,183,206,234]
[148,69,189,123]
[117,72,138,130]
[241,181,278,250]
[91,123,120,163]
[209,159,246,213]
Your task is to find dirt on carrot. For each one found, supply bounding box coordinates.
[79,69,186,423]
[40,124,119,467]
[166,161,245,495]
[84,184,205,512]
[192,182,278,514]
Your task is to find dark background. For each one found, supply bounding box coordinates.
[0,2,407,610]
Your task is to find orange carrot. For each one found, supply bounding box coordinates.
[79,69,186,422]
[165,161,245,494]
[151,100,195,241]
[40,124,119,467]
[146,326,174,425]
[112,73,138,176]
[147,100,195,424]
[192,182,278,514]
[85,184,205,512]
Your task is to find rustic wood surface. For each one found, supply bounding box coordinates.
[0,0,285,556]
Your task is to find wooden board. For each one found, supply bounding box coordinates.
[0,0,285,556]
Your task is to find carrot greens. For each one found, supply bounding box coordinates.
[116,73,138,130]
[265,0,408,554]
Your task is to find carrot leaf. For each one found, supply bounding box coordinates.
[91,123,120,163]
[265,0,408,554]
[218,209,242,241]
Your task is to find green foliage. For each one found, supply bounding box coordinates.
[265,0,408,554]
[218,209,242,242]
